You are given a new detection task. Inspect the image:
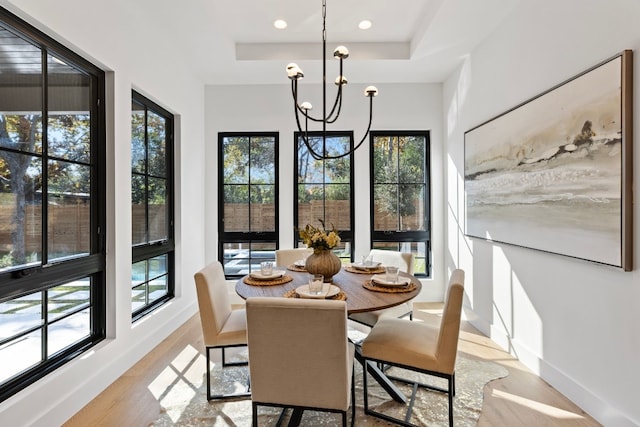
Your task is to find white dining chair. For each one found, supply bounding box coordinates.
[194,261,250,400]
[349,249,415,327]
[246,297,355,426]
[361,269,465,427]
[275,247,313,267]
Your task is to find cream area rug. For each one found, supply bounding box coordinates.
[151,347,508,427]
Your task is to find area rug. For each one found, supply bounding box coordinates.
[151,348,508,426]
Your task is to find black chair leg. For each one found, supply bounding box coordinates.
[252,402,258,426]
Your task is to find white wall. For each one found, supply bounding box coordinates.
[444,1,640,426]
[0,1,206,425]
[205,82,447,302]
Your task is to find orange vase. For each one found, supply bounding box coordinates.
[305,249,342,282]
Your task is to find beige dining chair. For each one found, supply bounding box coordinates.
[194,261,250,400]
[348,249,415,327]
[246,297,355,426]
[275,247,313,267]
[361,269,465,427]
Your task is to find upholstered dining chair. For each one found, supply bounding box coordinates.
[246,297,356,426]
[361,269,465,427]
[275,247,313,267]
[194,261,250,400]
[348,249,415,327]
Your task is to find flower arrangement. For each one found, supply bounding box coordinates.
[299,219,341,254]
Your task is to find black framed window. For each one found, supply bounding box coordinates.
[0,7,105,402]
[219,132,278,278]
[131,91,174,321]
[295,132,354,262]
[370,131,431,276]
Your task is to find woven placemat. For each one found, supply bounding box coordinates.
[243,275,294,286]
[363,280,417,293]
[283,289,347,301]
[287,264,307,272]
[344,265,385,274]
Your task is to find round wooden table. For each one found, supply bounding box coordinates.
[235,267,421,314]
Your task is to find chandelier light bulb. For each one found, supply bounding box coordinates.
[364,86,379,97]
[334,75,348,85]
[301,102,313,111]
[333,45,349,59]
[286,63,304,80]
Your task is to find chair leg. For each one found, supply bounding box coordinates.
[351,367,356,427]
[205,346,251,400]
[448,376,454,427]
[252,402,258,426]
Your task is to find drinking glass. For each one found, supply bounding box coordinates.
[385,266,399,283]
[260,261,273,276]
[309,274,324,295]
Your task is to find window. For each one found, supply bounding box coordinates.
[131,91,174,320]
[219,133,278,278]
[370,131,431,276]
[295,132,354,262]
[0,8,105,402]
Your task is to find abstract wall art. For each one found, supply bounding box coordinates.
[464,50,633,270]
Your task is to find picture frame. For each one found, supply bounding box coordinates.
[464,50,633,271]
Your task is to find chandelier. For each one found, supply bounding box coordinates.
[286,0,378,160]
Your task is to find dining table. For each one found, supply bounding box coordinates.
[235,263,422,411]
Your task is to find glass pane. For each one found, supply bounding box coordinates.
[325,184,350,231]
[48,161,91,260]
[47,54,91,163]
[297,184,324,227]
[223,185,249,232]
[0,292,43,341]
[131,100,145,174]
[148,177,167,242]
[148,274,168,304]
[250,138,275,183]
[149,255,167,279]
[131,174,147,245]
[0,155,43,270]
[0,329,42,384]
[222,242,275,276]
[223,137,249,184]
[399,184,425,231]
[48,278,90,322]
[131,283,146,312]
[399,136,426,183]
[297,146,324,183]
[250,184,275,232]
[147,111,166,177]
[373,136,398,183]
[0,31,43,155]
[373,184,399,231]
[132,260,147,287]
[48,308,90,356]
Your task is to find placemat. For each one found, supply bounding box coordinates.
[344,265,385,274]
[363,279,417,293]
[242,275,294,286]
[283,289,347,301]
[287,264,307,272]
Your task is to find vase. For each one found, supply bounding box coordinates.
[305,249,342,282]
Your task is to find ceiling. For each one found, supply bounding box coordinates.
[168,0,519,86]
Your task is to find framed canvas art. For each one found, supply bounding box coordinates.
[464,50,633,270]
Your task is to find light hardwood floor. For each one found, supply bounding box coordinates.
[64,303,601,426]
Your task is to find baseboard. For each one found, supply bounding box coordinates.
[465,316,638,427]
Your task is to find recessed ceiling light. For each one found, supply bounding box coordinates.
[358,20,372,30]
[274,19,287,30]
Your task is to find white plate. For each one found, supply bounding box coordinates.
[249,270,285,280]
[296,284,340,299]
[370,274,410,287]
[351,261,382,270]
[293,259,306,267]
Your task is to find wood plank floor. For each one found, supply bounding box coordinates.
[64,303,601,426]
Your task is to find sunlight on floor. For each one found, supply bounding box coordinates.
[491,388,586,420]
[147,344,204,423]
